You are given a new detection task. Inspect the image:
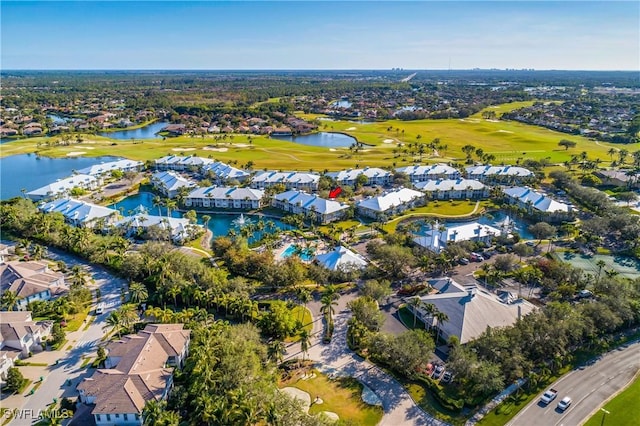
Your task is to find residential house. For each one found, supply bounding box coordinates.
[414,179,487,199]
[26,174,101,201]
[396,164,460,182]
[251,171,320,192]
[594,169,639,188]
[1,261,68,310]
[502,186,572,221]
[154,156,214,172]
[327,167,392,187]
[466,165,534,184]
[356,187,425,219]
[185,187,264,210]
[151,171,197,199]
[0,312,52,365]
[162,124,186,135]
[413,221,501,253]
[39,198,119,228]
[270,127,293,136]
[314,246,367,271]
[407,278,536,343]
[76,160,144,177]
[201,161,250,183]
[77,324,190,426]
[272,190,349,224]
[115,213,200,244]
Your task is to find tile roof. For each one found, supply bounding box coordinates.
[0,261,67,300]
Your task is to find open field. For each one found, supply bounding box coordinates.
[279,370,383,426]
[2,103,635,170]
[583,374,640,426]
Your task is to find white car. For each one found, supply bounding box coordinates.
[557,396,572,411]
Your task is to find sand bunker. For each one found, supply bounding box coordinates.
[280,387,311,412]
[320,412,339,422]
[329,148,337,152]
[203,147,229,152]
[345,127,357,131]
[66,152,86,156]
[383,139,394,144]
[84,147,95,150]
[172,147,195,151]
[496,130,514,134]
[233,143,251,148]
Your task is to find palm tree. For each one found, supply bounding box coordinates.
[299,329,311,360]
[1,290,18,311]
[320,294,338,328]
[69,265,90,289]
[128,281,148,304]
[433,310,449,343]
[267,339,285,364]
[296,287,311,322]
[408,297,423,328]
[103,311,123,338]
[142,399,165,426]
[152,195,164,216]
[202,214,211,229]
[596,259,606,282]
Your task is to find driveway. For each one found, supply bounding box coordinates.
[285,291,448,426]
[4,245,125,426]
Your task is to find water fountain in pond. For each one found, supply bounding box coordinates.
[496,214,514,236]
[232,213,253,228]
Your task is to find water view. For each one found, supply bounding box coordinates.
[99,121,168,140]
[272,131,357,148]
[109,192,291,242]
[0,154,121,199]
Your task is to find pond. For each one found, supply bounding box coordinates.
[99,121,168,140]
[0,154,122,199]
[109,192,292,243]
[416,210,535,240]
[271,132,357,148]
[47,114,70,124]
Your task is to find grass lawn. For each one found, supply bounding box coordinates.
[583,374,640,426]
[383,200,486,233]
[397,306,427,330]
[3,101,633,171]
[280,370,383,426]
[406,382,468,426]
[64,308,91,332]
[285,306,313,343]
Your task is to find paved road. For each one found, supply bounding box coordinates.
[506,341,640,426]
[285,291,446,426]
[7,247,124,426]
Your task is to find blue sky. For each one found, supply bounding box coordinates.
[1,1,638,70]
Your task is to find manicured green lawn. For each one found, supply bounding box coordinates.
[284,306,313,343]
[382,200,487,232]
[3,102,632,171]
[280,370,383,426]
[65,308,91,332]
[583,375,640,426]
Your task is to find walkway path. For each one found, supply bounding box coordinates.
[284,292,448,426]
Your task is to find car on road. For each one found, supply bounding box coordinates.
[95,302,105,315]
[557,396,572,411]
[432,364,445,379]
[540,388,558,404]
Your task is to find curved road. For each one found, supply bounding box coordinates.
[284,292,446,426]
[506,341,640,426]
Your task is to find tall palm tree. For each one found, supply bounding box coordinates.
[267,339,285,364]
[296,287,312,322]
[128,281,148,304]
[408,297,423,328]
[142,399,165,426]
[103,311,123,338]
[69,265,90,288]
[299,329,311,360]
[320,294,338,329]
[433,310,449,343]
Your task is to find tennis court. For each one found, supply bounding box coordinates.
[557,252,640,279]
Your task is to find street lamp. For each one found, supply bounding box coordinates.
[600,408,610,426]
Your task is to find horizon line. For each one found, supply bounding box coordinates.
[2,68,638,72]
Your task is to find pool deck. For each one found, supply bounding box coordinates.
[275,237,327,262]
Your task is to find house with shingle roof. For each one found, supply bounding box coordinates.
[77,324,190,426]
[0,312,52,372]
[1,261,68,310]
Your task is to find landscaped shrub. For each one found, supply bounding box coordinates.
[415,374,464,412]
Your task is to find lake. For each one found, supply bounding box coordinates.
[0,154,121,199]
[99,121,168,140]
[271,132,357,148]
[110,192,292,243]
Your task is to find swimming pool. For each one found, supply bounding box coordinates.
[280,244,315,261]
